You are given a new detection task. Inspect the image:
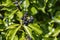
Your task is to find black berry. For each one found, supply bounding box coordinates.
[21,17,27,21]
[24,21,28,26]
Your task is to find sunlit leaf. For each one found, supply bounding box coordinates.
[13,35,18,40]
[6,25,21,40]
[28,24,43,34]
[23,25,35,40]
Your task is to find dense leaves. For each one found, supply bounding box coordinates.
[0,0,60,40]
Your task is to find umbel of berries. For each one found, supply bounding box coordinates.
[21,11,34,26]
[21,11,28,26]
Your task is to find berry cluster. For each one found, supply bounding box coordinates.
[14,0,34,26]
[13,0,22,11]
[21,11,34,26]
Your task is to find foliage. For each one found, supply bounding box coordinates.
[0,0,60,40]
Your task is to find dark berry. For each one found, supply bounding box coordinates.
[21,17,27,21]
[24,21,28,26]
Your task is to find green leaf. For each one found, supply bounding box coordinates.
[48,0,57,8]
[31,7,37,15]
[23,0,30,8]
[37,0,44,7]
[23,25,34,40]
[6,24,19,29]
[0,20,3,24]
[8,9,18,19]
[2,0,13,6]
[28,24,42,35]
[6,25,21,40]
[26,0,30,8]
[52,27,60,37]
[16,11,23,20]
[19,32,26,40]
[53,11,60,23]
[13,35,18,40]
[0,35,2,40]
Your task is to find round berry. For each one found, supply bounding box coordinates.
[21,17,27,21]
[24,21,28,26]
